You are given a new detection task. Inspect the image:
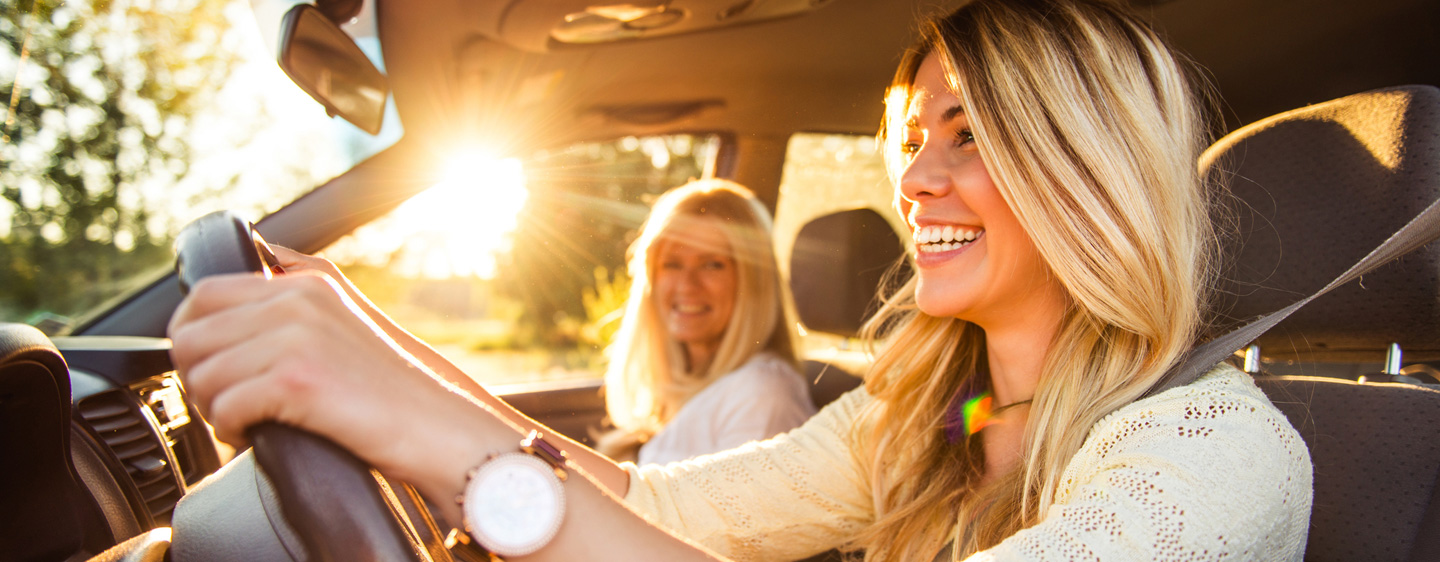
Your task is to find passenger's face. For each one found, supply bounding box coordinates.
[895,54,1059,327]
[652,220,738,364]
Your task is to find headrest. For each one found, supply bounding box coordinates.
[1204,85,1440,361]
[789,208,907,338]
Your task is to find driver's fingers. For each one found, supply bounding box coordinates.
[170,274,337,371]
[269,245,337,275]
[198,331,392,455]
[170,271,341,334]
[179,322,297,424]
[169,273,268,336]
[202,366,293,448]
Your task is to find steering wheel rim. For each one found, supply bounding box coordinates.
[175,210,452,562]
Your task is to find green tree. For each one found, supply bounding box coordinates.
[0,0,239,327]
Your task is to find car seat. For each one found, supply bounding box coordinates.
[0,323,138,560]
[1203,85,1440,562]
[788,207,908,409]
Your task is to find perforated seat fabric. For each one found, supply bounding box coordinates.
[1203,85,1440,361]
[1257,376,1440,562]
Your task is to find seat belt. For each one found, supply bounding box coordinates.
[1143,194,1440,399]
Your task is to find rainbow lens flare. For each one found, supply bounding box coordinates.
[961,392,995,437]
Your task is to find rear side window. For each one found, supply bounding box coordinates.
[774,133,905,369]
[320,134,720,387]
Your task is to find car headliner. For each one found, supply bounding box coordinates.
[379,0,1439,161]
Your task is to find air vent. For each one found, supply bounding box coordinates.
[77,390,184,524]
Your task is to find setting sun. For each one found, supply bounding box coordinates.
[330,149,530,279]
[406,150,527,278]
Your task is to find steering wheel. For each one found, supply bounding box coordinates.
[175,211,453,562]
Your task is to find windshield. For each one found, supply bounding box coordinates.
[0,0,399,334]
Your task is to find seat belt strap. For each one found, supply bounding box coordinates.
[1143,195,1440,399]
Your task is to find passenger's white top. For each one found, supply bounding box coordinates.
[625,364,1313,561]
[637,352,816,466]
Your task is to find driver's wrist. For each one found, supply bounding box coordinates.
[402,395,523,522]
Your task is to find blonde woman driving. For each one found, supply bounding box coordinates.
[169,0,1312,559]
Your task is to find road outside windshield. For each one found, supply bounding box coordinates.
[1,0,395,333]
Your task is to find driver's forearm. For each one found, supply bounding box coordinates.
[330,277,495,396]
[334,281,631,496]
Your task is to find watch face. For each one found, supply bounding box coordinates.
[464,453,565,557]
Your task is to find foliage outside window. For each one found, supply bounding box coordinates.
[1,0,387,332]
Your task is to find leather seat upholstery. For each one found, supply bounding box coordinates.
[0,323,100,560]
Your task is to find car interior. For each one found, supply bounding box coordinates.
[2,0,1439,560]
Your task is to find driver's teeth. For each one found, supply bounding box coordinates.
[917,226,984,246]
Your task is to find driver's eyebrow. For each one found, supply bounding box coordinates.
[906,104,967,129]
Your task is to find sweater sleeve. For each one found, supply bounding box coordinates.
[624,387,875,562]
[965,367,1313,561]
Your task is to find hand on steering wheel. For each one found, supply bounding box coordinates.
[170,211,457,562]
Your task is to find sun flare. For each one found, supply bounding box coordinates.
[383,149,529,279]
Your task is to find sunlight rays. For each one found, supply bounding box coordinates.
[375,148,528,278]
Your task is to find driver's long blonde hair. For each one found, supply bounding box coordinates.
[852,1,1220,559]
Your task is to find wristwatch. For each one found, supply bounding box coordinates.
[458,430,569,557]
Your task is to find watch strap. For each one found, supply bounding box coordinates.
[520,430,569,481]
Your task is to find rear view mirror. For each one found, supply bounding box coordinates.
[278,4,388,135]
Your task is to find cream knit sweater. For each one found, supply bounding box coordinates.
[623,364,1313,561]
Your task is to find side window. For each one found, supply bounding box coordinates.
[774,133,905,368]
[320,135,720,387]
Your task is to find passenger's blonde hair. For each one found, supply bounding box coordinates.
[853,0,1219,559]
[598,179,801,460]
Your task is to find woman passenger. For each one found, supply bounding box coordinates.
[169,0,1313,559]
[597,179,813,465]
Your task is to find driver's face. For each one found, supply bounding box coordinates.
[894,54,1062,328]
